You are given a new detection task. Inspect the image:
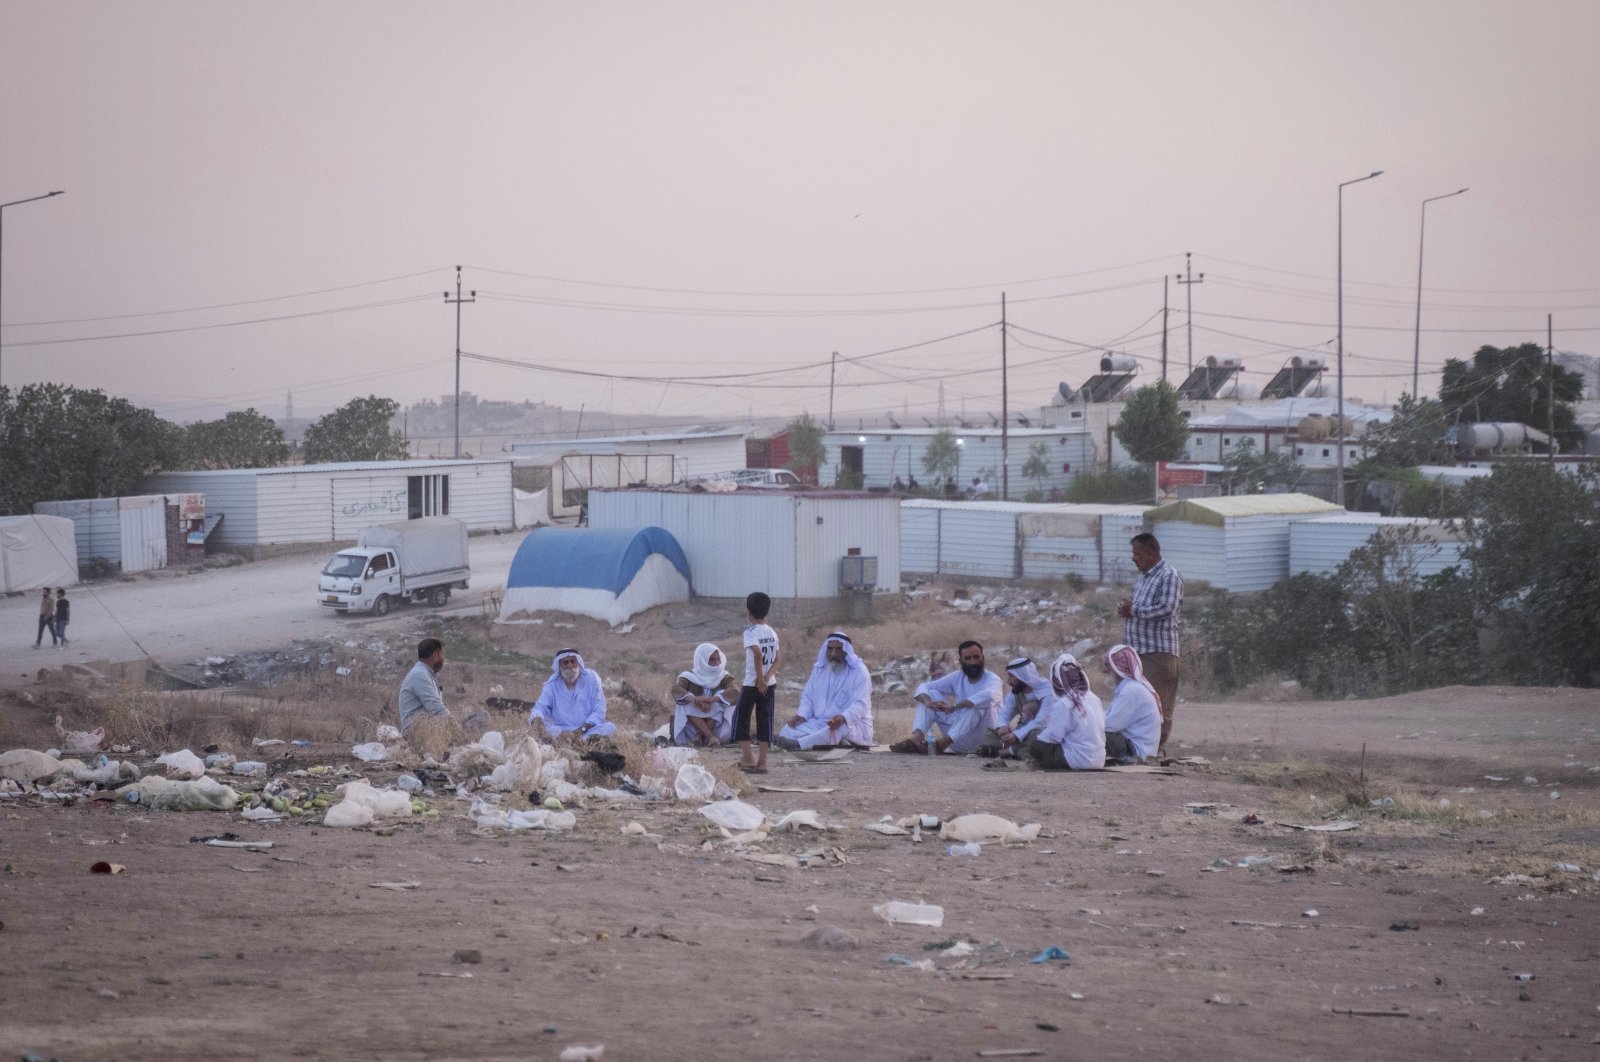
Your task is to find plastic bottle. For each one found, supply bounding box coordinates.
[946,842,982,857]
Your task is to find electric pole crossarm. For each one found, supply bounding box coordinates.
[444,264,476,459]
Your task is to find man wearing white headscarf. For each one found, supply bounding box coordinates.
[672,643,739,746]
[529,649,617,741]
[978,657,1051,758]
[1022,653,1106,770]
[775,632,874,750]
[1101,644,1162,763]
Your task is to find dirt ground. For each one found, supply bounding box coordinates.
[1,573,1598,1061]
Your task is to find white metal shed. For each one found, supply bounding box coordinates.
[821,427,1093,494]
[900,500,1146,582]
[34,495,171,572]
[589,488,900,598]
[146,459,514,548]
[1289,513,1466,579]
[1145,493,1341,592]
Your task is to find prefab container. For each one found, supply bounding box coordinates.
[1289,513,1466,579]
[1145,493,1340,592]
[589,489,900,598]
[901,500,1146,582]
[34,495,169,572]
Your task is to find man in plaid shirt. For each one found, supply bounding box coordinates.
[1116,532,1182,759]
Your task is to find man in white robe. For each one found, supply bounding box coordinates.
[1101,644,1162,763]
[672,643,738,746]
[529,649,617,742]
[776,632,874,750]
[1023,653,1106,771]
[889,640,1004,755]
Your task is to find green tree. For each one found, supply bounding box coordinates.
[182,409,290,469]
[1021,441,1050,495]
[0,384,183,514]
[302,396,409,463]
[1363,393,1449,469]
[1113,381,1188,465]
[784,414,827,481]
[1218,438,1301,494]
[921,429,960,486]
[1440,343,1585,453]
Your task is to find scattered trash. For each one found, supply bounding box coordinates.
[885,953,936,971]
[351,742,389,763]
[240,806,284,821]
[863,822,910,836]
[324,801,375,828]
[946,842,982,857]
[231,761,267,777]
[1241,813,1262,825]
[468,800,575,831]
[698,800,765,832]
[125,776,240,811]
[369,881,421,891]
[1554,863,1582,873]
[673,763,716,802]
[1302,909,1319,919]
[154,750,206,779]
[1513,972,1534,981]
[975,1049,1043,1058]
[558,1046,604,1062]
[56,721,106,754]
[1069,992,1085,1001]
[773,810,831,832]
[1470,907,1485,916]
[941,814,1041,845]
[941,940,976,957]
[1548,791,1560,801]
[452,949,482,964]
[1029,946,1071,964]
[199,837,273,850]
[1330,1007,1409,1018]
[1278,819,1359,832]
[1236,855,1272,867]
[620,822,647,836]
[1389,923,1420,932]
[0,749,68,785]
[1369,797,1395,809]
[873,901,945,927]
[90,861,125,875]
[397,775,422,793]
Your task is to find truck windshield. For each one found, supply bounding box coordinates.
[322,553,367,578]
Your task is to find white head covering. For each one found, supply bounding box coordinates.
[1005,656,1051,701]
[1050,652,1090,714]
[553,648,584,680]
[812,631,862,673]
[680,642,728,690]
[1104,643,1161,712]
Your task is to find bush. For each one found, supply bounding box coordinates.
[1064,467,1150,504]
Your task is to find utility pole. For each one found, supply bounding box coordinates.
[1001,293,1009,501]
[444,265,476,459]
[1548,314,1556,468]
[828,351,837,430]
[1176,252,1204,374]
[1161,275,1170,383]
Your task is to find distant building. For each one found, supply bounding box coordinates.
[819,427,1093,497]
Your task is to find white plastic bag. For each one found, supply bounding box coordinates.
[351,742,388,763]
[488,737,544,793]
[651,746,698,774]
[773,809,828,831]
[231,761,268,777]
[673,763,716,802]
[337,779,412,818]
[469,798,575,831]
[478,731,506,756]
[154,749,206,780]
[376,724,402,742]
[698,799,765,832]
[940,814,1042,844]
[323,800,375,827]
[872,901,945,927]
[0,750,65,784]
[59,725,106,754]
[125,775,240,811]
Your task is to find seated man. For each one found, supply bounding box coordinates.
[672,643,738,746]
[1101,644,1163,764]
[982,656,1051,758]
[776,631,874,750]
[398,637,488,755]
[889,640,1003,755]
[529,649,617,742]
[1022,653,1106,771]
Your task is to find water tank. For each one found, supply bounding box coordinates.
[1099,354,1137,373]
[1290,356,1327,370]
[1203,356,1242,370]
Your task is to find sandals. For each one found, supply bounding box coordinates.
[739,764,769,774]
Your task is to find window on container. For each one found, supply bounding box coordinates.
[1321,448,1330,458]
[1223,436,1232,446]
[407,474,450,518]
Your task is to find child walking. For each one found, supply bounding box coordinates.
[734,591,781,774]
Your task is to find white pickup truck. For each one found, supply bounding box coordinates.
[317,517,470,616]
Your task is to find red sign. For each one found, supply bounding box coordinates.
[1158,462,1207,490]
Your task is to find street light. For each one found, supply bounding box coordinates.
[0,190,65,390]
[1336,170,1382,507]
[1412,188,1468,399]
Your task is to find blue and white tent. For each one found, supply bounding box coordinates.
[500,526,692,625]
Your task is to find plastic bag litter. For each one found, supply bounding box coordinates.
[940,814,1042,844]
[469,798,575,831]
[673,763,716,802]
[538,757,571,786]
[773,810,829,831]
[336,779,412,818]
[397,774,422,793]
[154,750,206,780]
[872,901,945,927]
[58,725,106,754]
[0,749,69,785]
[240,805,285,821]
[651,746,698,774]
[376,723,401,741]
[65,757,135,787]
[323,800,375,828]
[231,761,268,777]
[559,1046,604,1062]
[487,737,544,793]
[698,799,765,832]
[351,742,389,763]
[124,775,240,811]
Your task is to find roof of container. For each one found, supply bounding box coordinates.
[593,485,894,501]
[510,429,746,449]
[824,426,1087,439]
[1146,492,1341,525]
[1298,512,1437,526]
[900,499,1146,515]
[1186,397,1392,429]
[151,458,510,477]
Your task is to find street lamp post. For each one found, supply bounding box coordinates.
[0,190,65,389]
[1412,188,1468,399]
[1336,171,1382,508]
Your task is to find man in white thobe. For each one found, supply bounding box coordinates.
[889,640,1004,755]
[776,632,874,750]
[529,649,617,742]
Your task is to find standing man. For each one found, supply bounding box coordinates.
[33,588,57,649]
[1116,532,1183,760]
[54,588,70,648]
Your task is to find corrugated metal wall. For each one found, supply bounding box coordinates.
[1156,523,1228,588]
[1290,515,1466,579]
[117,496,167,571]
[822,431,1093,493]
[901,506,940,573]
[590,491,900,598]
[1223,516,1299,592]
[900,501,1145,583]
[1099,511,1148,584]
[34,499,121,565]
[146,473,259,547]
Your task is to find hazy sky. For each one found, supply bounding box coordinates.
[3,0,1597,435]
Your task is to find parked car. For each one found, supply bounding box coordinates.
[728,468,803,488]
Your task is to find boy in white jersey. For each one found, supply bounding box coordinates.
[734,591,781,774]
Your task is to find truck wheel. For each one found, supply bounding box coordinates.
[372,594,392,617]
[429,586,450,607]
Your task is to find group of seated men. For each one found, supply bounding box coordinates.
[399,633,1161,771]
